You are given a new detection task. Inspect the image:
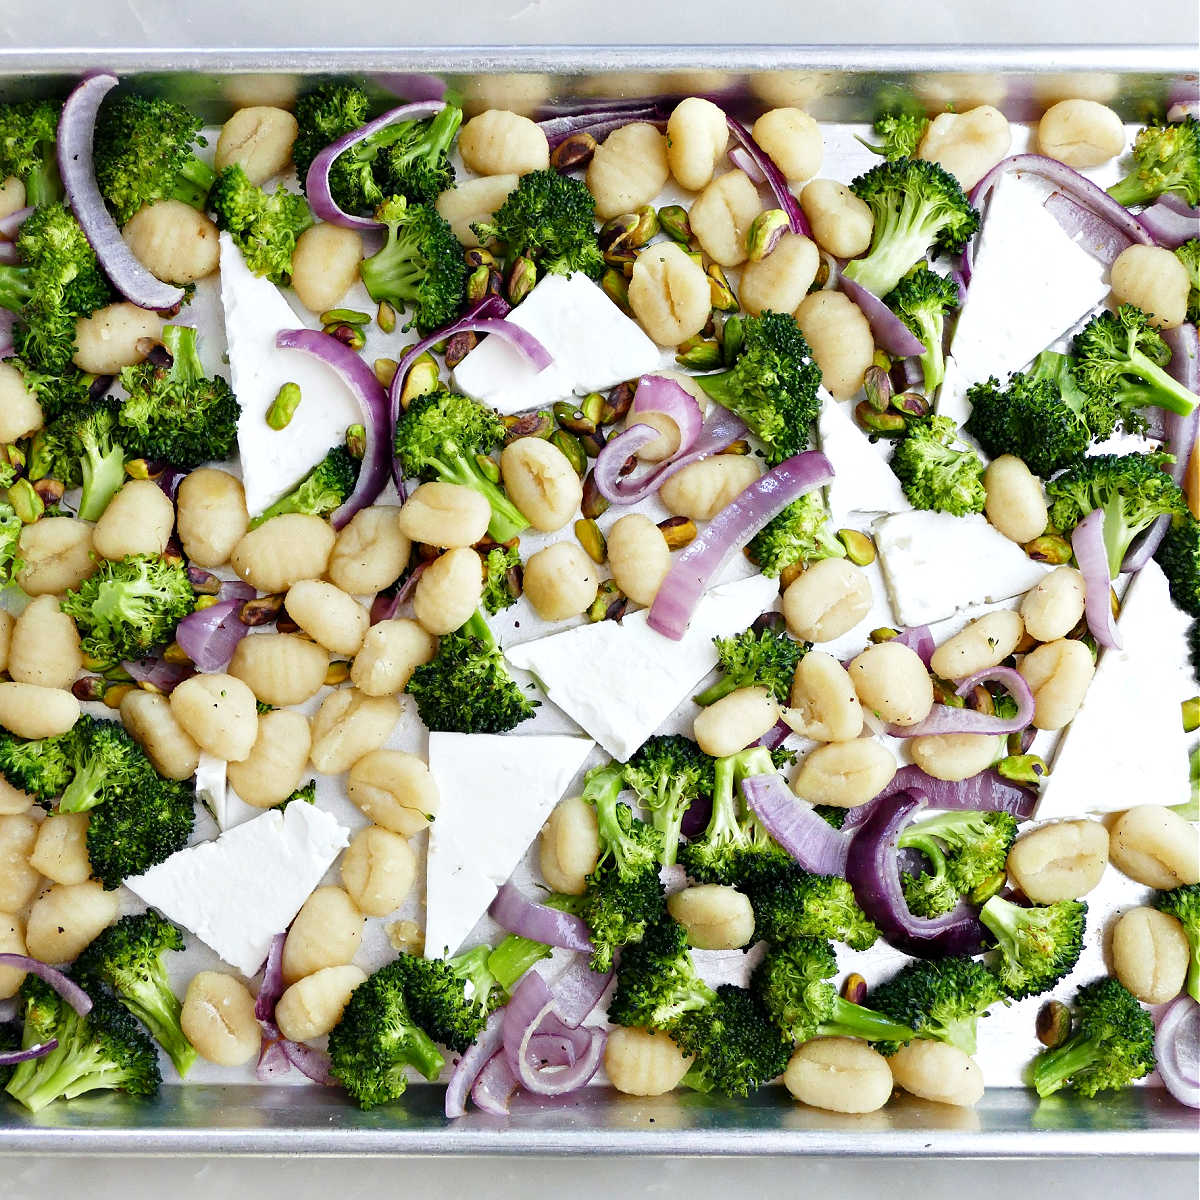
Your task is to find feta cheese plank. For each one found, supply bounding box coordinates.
[938,173,1109,427]
[220,233,364,517]
[1036,560,1193,817]
[125,802,350,975]
[451,272,661,415]
[424,732,595,957]
[505,573,778,761]
[874,510,1049,627]
[818,390,912,523]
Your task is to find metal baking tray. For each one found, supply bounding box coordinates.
[0,45,1196,1157]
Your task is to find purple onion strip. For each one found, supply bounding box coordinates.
[743,772,851,876]
[1073,509,1122,650]
[174,598,250,673]
[725,115,811,238]
[886,665,1035,739]
[0,954,92,1016]
[839,276,927,355]
[488,882,594,954]
[0,1039,58,1068]
[1155,995,1200,1109]
[538,103,666,151]
[446,1008,506,1118]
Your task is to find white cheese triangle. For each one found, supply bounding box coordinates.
[874,510,1049,627]
[818,390,912,523]
[219,233,363,517]
[124,802,350,975]
[505,573,778,761]
[938,173,1109,427]
[424,732,595,958]
[1037,561,1193,817]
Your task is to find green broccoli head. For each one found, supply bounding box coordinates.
[898,810,1018,901]
[377,105,463,206]
[1177,238,1200,325]
[980,895,1087,1001]
[394,390,528,542]
[1046,452,1189,578]
[622,734,715,867]
[883,264,960,393]
[862,112,931,162]
[73,911,196,1077]
[0,99,62,207]
[695,311,824,464]
[670,984,791,1097]
[29,398,129,521]
[293,82,373,209]
[249,444,359,528]
[5,358,95,422]
[890,414,987,515]
[747,490,846,578]
[1072,305,1199,427]
[472,168,603,279]
[62,553,195,666]
[93,92,215,224]
[1107,116,1200,209]
[0,723,77,803]
[1189,619,1200,685]
[695,624,808,706]
[209,164,314,285]
[86,772,195,890]
[1157,513,1200,618]
[327,958,446,1110]
[384,947,499,1054]
[870,956,1003,1056]
[1030,977,1156,1098]
[608,917,718,1030]
[1154,884,1199,1003]
[481,544,522,614]
[843,158,981,297]
[5,978,161,1112]
[360,194,467,333]
[406,608,537,735]
[55,715,153,814]
[117,325,240,468]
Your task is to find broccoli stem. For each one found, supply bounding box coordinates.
[77,441,128,523]
[1123,347,1198,418]
[819,996,916,1043]
[169,156,217,212]
[10,1031,109,1112]
[124,990,196,1077]
[1030,1037,1100,1098]
[24,156,62,209]
[160,323,204,383]
[487,934,552,993]
[399,1026,447,1083]
[977,895,1027,963]
[652,789,689,868]
[895,829,949,880]
[693,675,739,707]
[1107,174,1159,210]
[912,309,947,394]
[59,758,105,813]
[0,266,32,313]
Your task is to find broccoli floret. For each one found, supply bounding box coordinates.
[117,325,240,467]
[751,937,917,1046]
[670,984,791,1097]
[277,779,317,809]
[695,625,807,707]
[0,502,21,589]
[623,734,715,867]
[897,810,1018,917]
[360,195,466,333]
[1157,514,1200,617]
[883,264,960,393]
[487,894,584,992]
[0,723,77,802]
[472,168,603,279]
[1107,116,1200,209]
[1030,977,1156,1098]
[608,917,718,1030]
[1178,238,1200,325]
[62,554,195,666]
[870,956,1003,1056]
[860,112,930,162]
[377,104,463,206]
[1154,884,1199,1002]
[209,164,314,285]
[0,1019,21,1089]
[55,715,154,814]
[0,99,61,207]
[28,398,128,521]
[579,762,666,972]
[406,608,537,735]
[385,947,499,1053]
[890,414,986,515]
[73,911,196,1077]
[677,747,782,886]
[292,82,374,211]
[747,490,846,578]
[93,92,215,224]
[394,390,528,542]
[327,958,446,1110]
[0,203,111,373]
[1072,305,1199,428]
[5,358,95,422]
[979,895,1087,1001]
[5,978,161,1112]
[481,544,522,614]
[694,311,823,464]
[1189,620,1200,684]
[248,444,358,529]
[735,850,880,950]
[1046,452,1189,578]
[87,772,195,890]
[843,158,981,298]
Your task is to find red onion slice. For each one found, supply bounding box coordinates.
[305,100,446,231]
[1138,199,1200,249]
[281,1040,336,1085]
[276,328,392,529]
[174,598,250,673]
[57,73,184,311]
[728,146,766,184]
[0,205,32,239]
[121,655,194,693]
[1044,191,1135,265]
[255,1035,292,1082]
[725,115,812,239]
[742,772,851,875]
[489,882,594,954]
[648,451,834,640]
[844,790,987,958]
[0,242,17,265]
[887,665,1036,738]
[0,309,16,357]
[630,374,703,455]
[0,954,92,1016]
[592,407,747,505]
[471,1050,520,1115]
[0,1039,58,1068]
[543,958,612,1029]
[538,103,666,152]
[254,932,287,1022]
[1155,995,1200,1109]
[840,276,927,355]
[753,718,792,752]
[446,1008,506,1118]
[894,624,935,667]
[1073,509,1122,650]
